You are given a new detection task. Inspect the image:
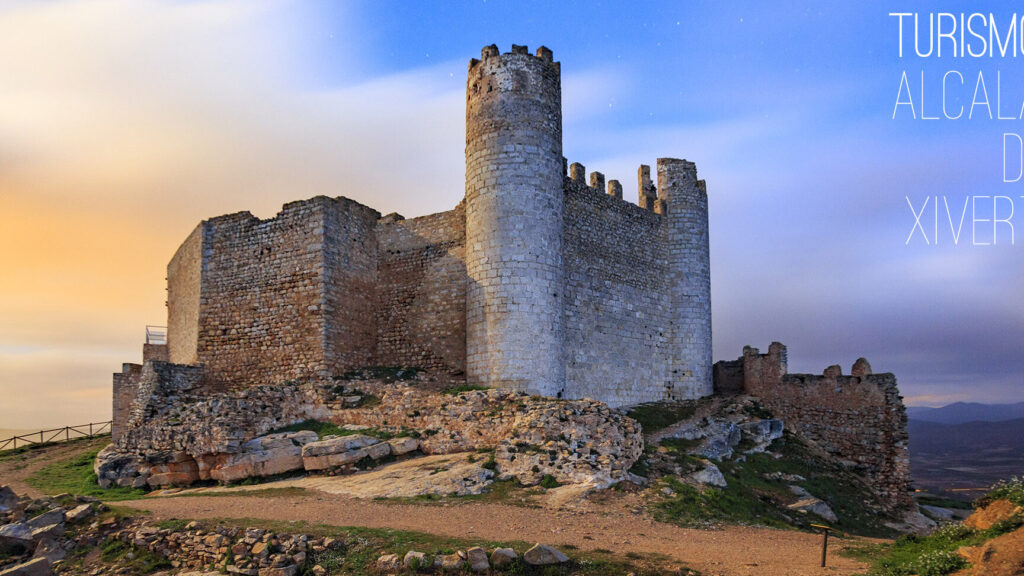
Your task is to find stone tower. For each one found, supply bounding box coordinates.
[464,44,566,395]
[658,159,713,397]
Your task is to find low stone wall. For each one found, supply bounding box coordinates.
[118,523,320,576]
[713,343,912,511]
[99,362,642,490]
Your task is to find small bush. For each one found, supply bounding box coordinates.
[914,549,967,576]
[977,475,1024,507]
[625,402,697,434]
[540,474,561,489]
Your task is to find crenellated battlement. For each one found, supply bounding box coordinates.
[559,158,708,218]
[469,44,557,70]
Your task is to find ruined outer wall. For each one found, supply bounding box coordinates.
[167,224,204,365]
[112,363,143,443]
[733,344,912,511]
[195,200,329,387]
[465,45,566,396]
[562,178,674,405]
[322,198,381,373]
[376,204,467,374]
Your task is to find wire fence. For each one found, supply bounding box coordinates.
[0,421,112,452]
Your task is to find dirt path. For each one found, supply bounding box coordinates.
[119,492,869,576]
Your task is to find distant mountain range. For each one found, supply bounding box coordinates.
[907,402,1024,496]
[907,401,1024,425]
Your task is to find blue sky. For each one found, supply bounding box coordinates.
[1,1,1022,428]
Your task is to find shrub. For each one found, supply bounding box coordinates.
[978,475,1024,507]
[914,549,966,576]
[540,474,561,489]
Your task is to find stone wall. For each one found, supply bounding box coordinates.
[714,343,912,511]
[167,224,203,365]
[195,201,328,387]
[322,197,383,373]
[562,176,672,404]
[111,363,143,443]
[375,204,467,375]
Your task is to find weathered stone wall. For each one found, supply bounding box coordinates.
[167,224,203,365]
[561,175,673,405]
[715,343,912,511]
[112,363,143,443]
[195,203,326,387]
[465,44,567,397]
[322,197,382,373]
[375,204,467,375]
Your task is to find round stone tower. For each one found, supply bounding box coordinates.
[464,44,565,396]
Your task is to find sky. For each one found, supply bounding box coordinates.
[1,0,1022,429]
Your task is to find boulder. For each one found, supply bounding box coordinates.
[523,544,569,566]
[490,547,517,567]
[376,553,400,571]
[63,504,93,524]
[301,435,384,471]
[403,550,427,569]
[401,549,425,565]
[29,524,63,541]
[32,538,65,564]
[0,523,33,553]
[466,547,489,572]
[434,552,465,571]
[387,437,420,456]
[146,452,200,487]
[787,497,838,523]
[0,557,51,576]
[0,486,19,513]
[25,510,63,531]
[689,462,727,487]
[739,419,784,448]
[209,431,317,483]
[93,444,144,489]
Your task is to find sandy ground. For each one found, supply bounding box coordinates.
[1,439,874,576]
[120,490,870,576]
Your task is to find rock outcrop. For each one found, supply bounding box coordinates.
[97,374,643,492]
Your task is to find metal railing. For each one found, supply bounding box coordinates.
[145,325,167,345]
[0,421,112,452]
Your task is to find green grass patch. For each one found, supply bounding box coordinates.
[916,494,973,510]
[653,433,900,537]
[442,384,491,396]
[25,447,147,501]
[625,402,698,434]
[99,538,172,574]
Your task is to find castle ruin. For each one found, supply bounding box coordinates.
[124,44,712,414]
